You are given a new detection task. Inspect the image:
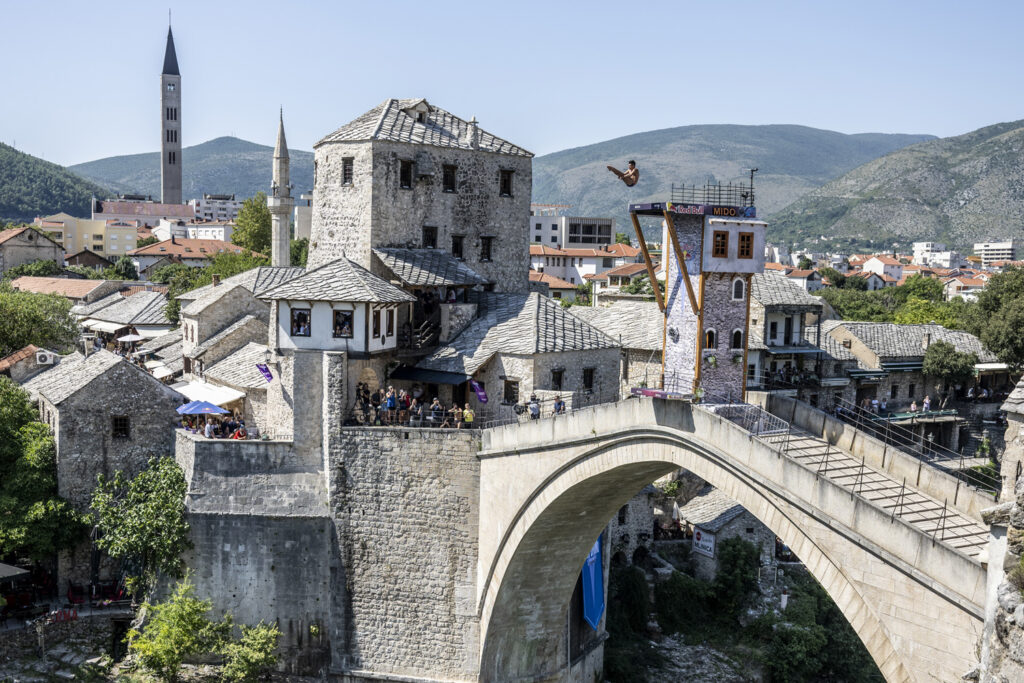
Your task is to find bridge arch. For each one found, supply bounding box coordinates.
[477,399,983,682]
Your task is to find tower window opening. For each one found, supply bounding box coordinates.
[400,160,413,189]
[705,329,717,349]
[443,165,457,193]
[342,158,354,186]
[732,278,745,300]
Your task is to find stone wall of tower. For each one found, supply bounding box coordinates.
[663,214,703,393]
[160,73,182,204]
[308,140,531,292]
[697,273,750,400]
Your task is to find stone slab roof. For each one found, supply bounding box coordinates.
[178,266,305,302]
[21,350,123,405]
[258,257,415,304]
[88,290,170,326]
[678,486,747,533]
[806,320,858,363]
[751,272,822,308]
[204,342,271,390]
[374,248,489,288]
[316,98,532,157]
[138,331,181,354]
[187,315,266,360]
[181,282,249,317]
[831,322,997,362]
[569,301,663,351]
[417,292,617,375]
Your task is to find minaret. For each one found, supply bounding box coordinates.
[160,25,182,204]
[268,110,293,267]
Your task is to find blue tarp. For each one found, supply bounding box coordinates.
[581,535,604,630]
[178,400,229,415]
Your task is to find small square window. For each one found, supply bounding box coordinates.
[480,236,494,262]
[602,257,613,268]
[452,235,464,259]
[442,164,457,193]
[342,158,354,186]
[503,379,520,404]
[551,369,564,391]
[422,225,437,249]
[290,307,311,337]
[112,415,130,439]
[738,232,754,259]
[499,170,514,197]
[582,368,595,391]
[550,236,557,243]
[333,310,353,338]
[712,231,729,258]
[400,160,413,189]
[534,235,542,242]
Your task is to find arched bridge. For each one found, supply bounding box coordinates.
[476,396,988,682]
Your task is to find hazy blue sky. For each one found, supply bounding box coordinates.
[4,0,1023,166]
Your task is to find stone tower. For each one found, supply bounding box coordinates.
[160,25,182,205]
[268,110,293,268]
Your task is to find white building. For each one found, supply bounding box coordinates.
[943,276,987,302]
[152,219,189,242]
[189,194,242,223]
[529,214,615,247]
[294,193,313,241]
[529,243,642,286]
[765,243,790,264]
[862,255,903,281]
[785,269,824,292]
[912,241,945,265]
[973,240,1023,268]
[187,221,234,242]
[789,250,823,267]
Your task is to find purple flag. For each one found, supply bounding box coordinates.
[255,363,273,383]
[470,380,488,404]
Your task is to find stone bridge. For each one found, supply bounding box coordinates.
[476,396,987,682]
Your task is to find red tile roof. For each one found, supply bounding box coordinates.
[127,238,256,258]
[868,255,901,266]
[10,276,106,299]
[786,269,817,278]
[529,243,640,258]
[763,262,791,272]
[597,262,648,278]
[528,270,575,289]
[0,345,40,374]
[0,227,30,245]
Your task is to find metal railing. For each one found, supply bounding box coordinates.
[670,182,754,207]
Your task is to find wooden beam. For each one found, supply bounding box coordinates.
[629,211,664,311]
[663,210,700,316]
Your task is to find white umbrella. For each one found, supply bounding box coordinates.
[117,334,146,342]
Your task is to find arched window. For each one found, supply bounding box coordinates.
[732,277,745,301]
[732,329,744,349]
[705,329,717,349]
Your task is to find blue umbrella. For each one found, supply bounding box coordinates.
[176,400,201,414]
[179,400,229,415]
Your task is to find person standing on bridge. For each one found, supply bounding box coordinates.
[528,395,540,420]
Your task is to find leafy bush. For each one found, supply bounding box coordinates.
[654,570,713,637]
[0,282,79,356]
[604,564,655,682]
[712,537,761,618]
[3,259,62,280]
[221,621,281,682]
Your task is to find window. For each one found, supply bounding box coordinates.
[618,506,628,524]
[342,157,354,185]
[732,330,744,349]
[552,292,561,299]
[551,369,564,391]
[769,321,778,341]
[372,309,381,337]
[499,169,514,197]
[333,310,353,338]
[422,225,437,249]
[738,232,754,259]
[442,164,457,192]
[386,309,394,336]
[747,364,756,381]
[550,236,557,243]
[551,224,557,230]
[503,379,520,404]
[535,223,541,230]
[908,383,916,398]
[705,329,717,349]
[534,235,542,242]
[290,307,311,337]
[602,257,613,268]
[168,151,176,164]
[480,236,493,262]
[399,160,413,189]
[112,415,130,439]
[166,82,176,91]
[582,368,595,390]
[745,527,754,534]
[712,231,729,258]
[732,278,745,300]
[452,235,464,259]
[890,385,898,400]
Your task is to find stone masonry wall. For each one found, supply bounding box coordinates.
[608,488,655,564]
[327,428,481,680]
[689,510,775,582]
[1002,414,1024,501]
[980,479,1024,682]
[699,273,749,400]
[664,214,703,393]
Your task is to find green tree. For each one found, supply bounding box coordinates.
[111,255,138,280]
[231,192,272,255]
[158,251,270,324]
[3,259,63,280]
[893,296,962,327]
[65,265,104,279]
[818,266,845,288]
[136,236,160,248]
[797,256,813,270]
[615,232,631,245]
[0,283,78,357]
[290,237,308,267]
[712,537,761,618]
[967,266,1024,370]
[91,457,192,594]
[127,575,232,682]
[922,340,977,388]
[220,622,281,682]
[899,273,944,302]
[0,380,86,560]
[844,273,869,290]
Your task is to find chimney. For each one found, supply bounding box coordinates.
[842,339,852,349]
[922,332,931,351]
[171,235,176,245]
[212,274,221,287]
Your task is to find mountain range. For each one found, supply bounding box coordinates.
[68,137,314,203]
[0,143,111,222]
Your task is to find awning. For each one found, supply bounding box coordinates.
[389,366,471,385]
[83,319,127,333]
[152,366,176,380]
[172,380,245,406]
[976,362,1010,372]
[0,562,29,581]
[765,346,821,355]
[144,360,166,370]
[138,327,174,339]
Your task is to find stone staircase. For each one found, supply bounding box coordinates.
[759,427,989,558]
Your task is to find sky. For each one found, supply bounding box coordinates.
[3,0,1024,166]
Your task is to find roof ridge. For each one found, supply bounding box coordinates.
[371,99,396,140]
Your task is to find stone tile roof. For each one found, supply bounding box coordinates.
[678,486,746,533]
[316,98,533,157]
[71,291,123,317]
[417,292,617,375]
[178,266,305,302]
[88,291,170,326]
[204,342,271,390]
[138,331,181,354]
[259,257,416,303]
[0,345,40,374]
[1002,377,1024,416]
[570,301,663,351]
[21,350,121,405]
[373,248,489,288]
[181,282,249,317]
[829,322,997,362]
[10,277,106,299]
[806,320,857,363]
[187,315,266,360]
[751,272,822,308]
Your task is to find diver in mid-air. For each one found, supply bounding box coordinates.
[607,160,640,187]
